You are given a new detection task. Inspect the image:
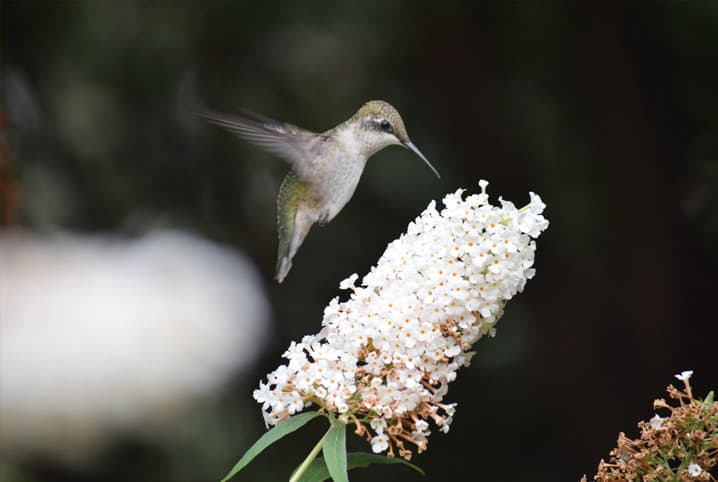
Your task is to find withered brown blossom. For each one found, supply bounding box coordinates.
[582,374,717,482]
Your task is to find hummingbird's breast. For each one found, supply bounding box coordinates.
[313,148,367,222]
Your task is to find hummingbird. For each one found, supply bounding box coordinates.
[201,100,440,283]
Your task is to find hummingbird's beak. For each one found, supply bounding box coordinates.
[403,141,441,179]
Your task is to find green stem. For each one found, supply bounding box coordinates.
[288,428,330,482]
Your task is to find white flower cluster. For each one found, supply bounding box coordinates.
[254,180,549,459]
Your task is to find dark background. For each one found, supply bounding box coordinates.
[3,1,718,481]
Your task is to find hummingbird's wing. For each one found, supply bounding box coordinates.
[199,110,322,181]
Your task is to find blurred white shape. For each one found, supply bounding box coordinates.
[0,230,270,464]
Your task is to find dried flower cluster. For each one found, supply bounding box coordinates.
[254,181,548,459]
[583,371,718,482]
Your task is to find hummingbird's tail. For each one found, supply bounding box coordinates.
[275,253,292,283]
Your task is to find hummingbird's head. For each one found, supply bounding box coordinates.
[352,100,440,178]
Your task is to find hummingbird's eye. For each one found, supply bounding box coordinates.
[380,119,393,133]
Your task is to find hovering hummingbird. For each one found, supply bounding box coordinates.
[201,100,440,283]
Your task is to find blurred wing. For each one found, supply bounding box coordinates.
[199,110,321,180]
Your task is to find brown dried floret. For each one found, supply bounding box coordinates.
[582,375,717,481]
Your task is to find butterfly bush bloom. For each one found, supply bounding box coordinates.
[254,180,549,459]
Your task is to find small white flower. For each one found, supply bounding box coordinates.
[370,434,389,453]
[675,370,694,382]
[688,463,702,477]
[370,417,387,434]
[414,419,430,433]
[649,414,664,430]
[339,273,359,290]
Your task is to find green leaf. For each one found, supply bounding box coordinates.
[321,418,348,482]
[297,452,425,482]
[346,453,425,477]
[220,411,324,482]
[293,458,330,482]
